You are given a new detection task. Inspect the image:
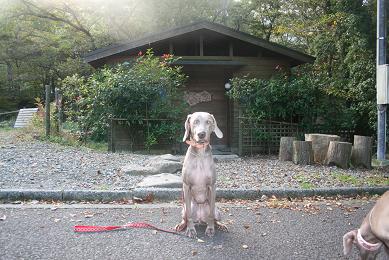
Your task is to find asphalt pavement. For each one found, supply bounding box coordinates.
[0,199,388,260]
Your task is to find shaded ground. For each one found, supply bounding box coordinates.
[0,197,388,260]
[0,129,388,191]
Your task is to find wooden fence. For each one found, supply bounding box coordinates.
[108,118,182,153]
[238,117,299,155]
[237,117,355,155]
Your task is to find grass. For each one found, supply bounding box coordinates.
[365,176,389,186]
[294,174,316,189]
[331,172,360,185]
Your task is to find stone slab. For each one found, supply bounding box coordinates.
[121,164,157,176]
[137,173,182,188]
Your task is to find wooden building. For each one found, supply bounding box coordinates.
[85,21,314,154]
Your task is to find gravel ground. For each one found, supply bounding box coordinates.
[0,130,388,190]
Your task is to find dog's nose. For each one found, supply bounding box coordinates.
[198,132,206,139]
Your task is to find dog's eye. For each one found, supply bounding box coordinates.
[206,120,211,125]
[194,119,199,125]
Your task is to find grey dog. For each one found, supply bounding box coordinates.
[175,112,228,238]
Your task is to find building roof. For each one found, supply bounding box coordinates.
[84,21,315,65]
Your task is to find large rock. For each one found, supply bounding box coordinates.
[146,155,182,173]
[153,154,183,162]
[122,154,183,176]
[137,173,182,188]
[121,164,158,176]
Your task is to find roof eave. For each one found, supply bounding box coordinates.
[84,21,315,65]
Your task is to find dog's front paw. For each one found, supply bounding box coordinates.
[205,226,215,237]
[185,226,197,238]
[216,221,229,232]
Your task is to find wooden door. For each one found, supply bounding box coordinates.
[184,68,229,146]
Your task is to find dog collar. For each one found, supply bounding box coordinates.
[357,229,382,251]
[185,140,209,149]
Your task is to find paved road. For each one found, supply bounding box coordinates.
[0,199,387,260]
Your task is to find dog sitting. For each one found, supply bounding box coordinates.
[175,112,227,238]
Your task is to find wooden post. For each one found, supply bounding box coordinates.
[325,141,352,169]
[351,135,372,169]
[55,88,63,132]
[45,84,50,137]
[279,137,296,161]
[238,109,243,156]
[199,35,204,56]
[229,42,233,57]
[292,141,314,165]
[305,134,340,164]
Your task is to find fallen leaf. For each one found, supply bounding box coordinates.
[243,224,250,229]
[84,214,94,218]
[54,218,60,223]
[242,244,249,249]
[213,245,223,250]
[160,218,164,223]
[327,207,333,211]
[0,215,6,221]
[262,232,267,236]
[69,214,76,217]
[197,238,205,243]
[192,250,198,256]
[133,197,144,203]
[152,230,157,235]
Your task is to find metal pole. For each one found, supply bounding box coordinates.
[45,84,51,137]
[377,0,387,161]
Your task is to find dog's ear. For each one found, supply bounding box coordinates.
[210,114,223,139]
[182,114,192,142]
[343,230,357,256]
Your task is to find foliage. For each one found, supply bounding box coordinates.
[61,50,188,143]
[0,0,386,139]
[228,65,357,132]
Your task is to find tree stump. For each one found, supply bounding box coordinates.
[292,141,314,165]
[351,135,372,169]
[325,141,352,169]
[279,137,297,161]
[305,134,340,164]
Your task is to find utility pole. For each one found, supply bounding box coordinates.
[376,0,387,162]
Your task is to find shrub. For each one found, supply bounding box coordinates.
[228,65,358,132]
[61,49,188,144]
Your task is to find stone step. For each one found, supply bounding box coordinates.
[137,173,182,188]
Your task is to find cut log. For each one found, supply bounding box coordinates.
[279,137,297,161]
[351,135,372,169]
[325,141,352,169]
[292,141,314,165]
[305,134,340,164]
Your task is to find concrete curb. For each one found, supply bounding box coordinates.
[0,187,387,202]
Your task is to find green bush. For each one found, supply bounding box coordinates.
[61,49,188,144]
[228,65,358,132]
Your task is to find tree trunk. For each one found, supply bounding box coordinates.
[325,141,352,169]
[305,134,340,164]
[292,141,313,165]
[351,135,372,169]
[279,137,296,161]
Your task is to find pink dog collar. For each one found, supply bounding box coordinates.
[357,229,382,251]
[185,140,209,149]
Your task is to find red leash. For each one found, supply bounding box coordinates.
[74,222,181,235]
